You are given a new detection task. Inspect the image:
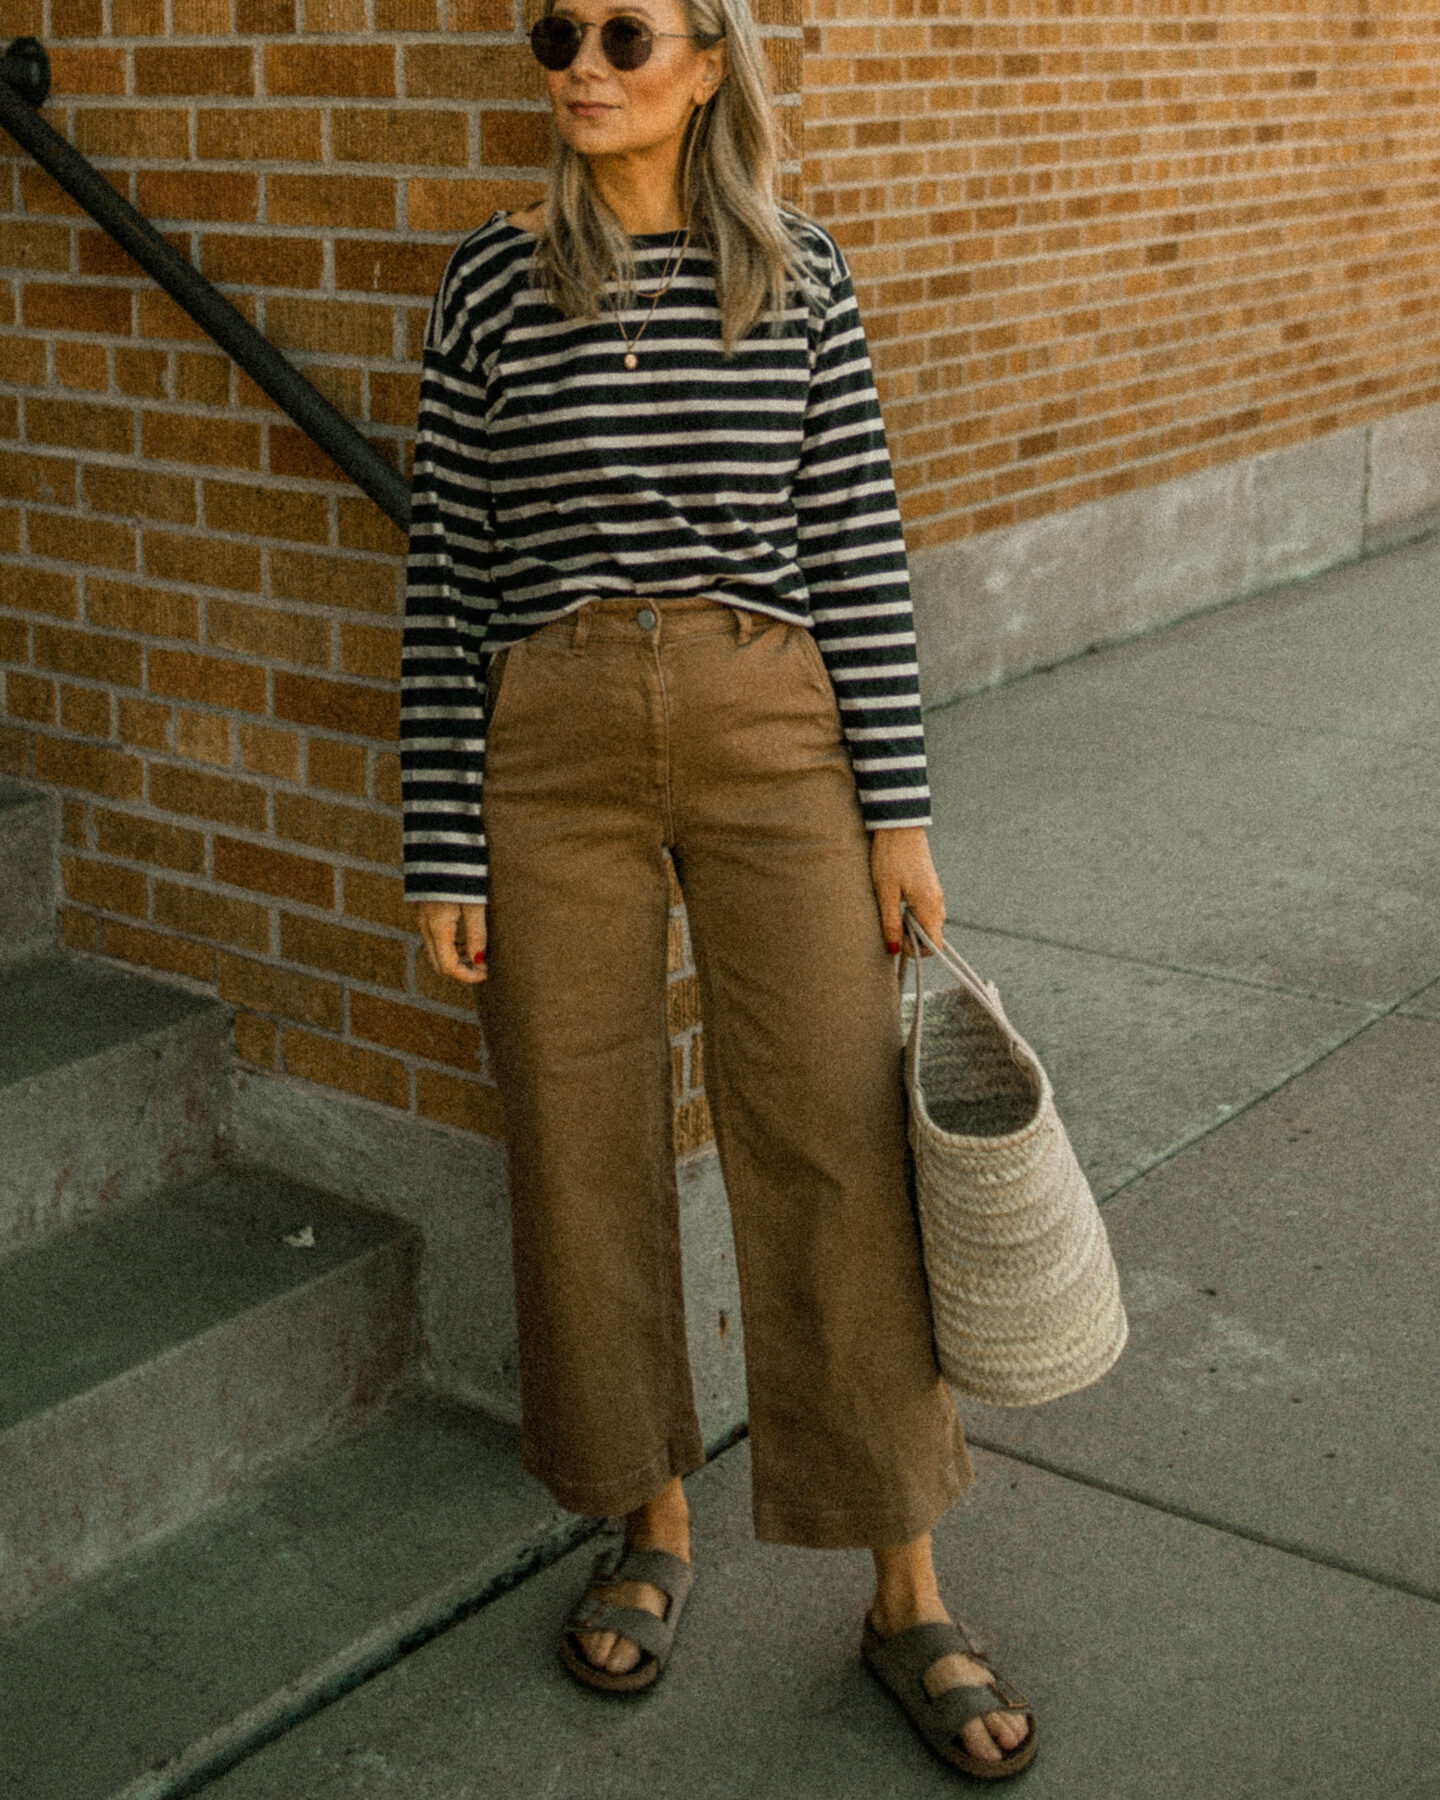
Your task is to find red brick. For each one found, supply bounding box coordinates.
[369,373,421,429]
[405,44,537,102]
[175,353,231,406]
[144,531,263,593]
[52,0,104,33]
[149,649,268,714]
[114,347,169,398]
[55,341,110,391]
[34,736,144,800]
[264,44,395,98]
[416,1067,505,1138]
[26,397,134,454]
[267,175,395,230]
[339,624,401,683]
[199,234,326,292]
[174,709,231,764]
[95,807,206,874]
[73,109,190,161]
[0,615,30,665]
[85,468,198,526]
[29,513,136,571]
[154,878,271,953]
[308,736,368,795]
[6,672,55,724]
[407,178,542,234]
[274,672,399,741]
[62,853,148,918]
[196,109,323,162]
[0,221,70,271]
[88,581,199,641]
[274,790,402,864]
[135,46,254,96]
[101,917,215,982]
[343,867,407,930]
[214,835,334,907]
[265,296,395,360]
[0,335,47,385]
[236,0,293,29]
[280,911,407,986]
[480,111,553,171]
[34,624,143,687]
[333,110,468,168]
[60,683,112,737]
[239,721,300,779]
[0,449,76,505]
[352,991,480,1069]
[142,412,262,471]
[117,697,170,751]
[22,283,131,336]
[337,498,407,558]
[149,763,267,829]
[283,1028,409,1107]
[235,1012,278,1067]
[270,549,400,613]
[208,599,329,667]
[62,907,98,951]
[334,239,451,297]
[134,172,259,225]
[218,951,344,1029]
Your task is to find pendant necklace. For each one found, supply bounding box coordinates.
[610,225,690,371]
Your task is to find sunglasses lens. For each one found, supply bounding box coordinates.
[530,17,580,69]
[600,17,654,69]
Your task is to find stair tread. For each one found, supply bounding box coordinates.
[0,1390,562,1800]
[0,952,221,1089]
[0,1163,413,1433]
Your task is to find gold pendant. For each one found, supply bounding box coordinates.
[624,352,638,370]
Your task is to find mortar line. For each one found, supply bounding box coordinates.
[964,1436,1440,1607]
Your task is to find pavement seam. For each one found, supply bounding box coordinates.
[963,1436,1440,1607]
[106,1420,748,1800]
[1096,978,1439,1207]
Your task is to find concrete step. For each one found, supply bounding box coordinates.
[0,1161,421,1627]
[0,780,57,967]
[0,1388,572,1800]
[0,953,232,1252]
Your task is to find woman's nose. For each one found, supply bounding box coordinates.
[567,21,611,78]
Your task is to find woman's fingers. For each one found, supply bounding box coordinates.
[870,827,945,956]
[412,901,489,985]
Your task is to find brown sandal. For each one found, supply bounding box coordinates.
[559,1543,694,1695]
[862,1615,1037,1780]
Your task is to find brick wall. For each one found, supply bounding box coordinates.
[802,0,1440,551]
[1,0,1432,1148]
[0,0,802,1145]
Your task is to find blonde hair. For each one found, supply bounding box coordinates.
[531,0,814,351]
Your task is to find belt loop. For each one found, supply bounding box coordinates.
[571,607,591,654]
[735,608,754,645]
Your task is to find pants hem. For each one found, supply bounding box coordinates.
[522,1434,707,1521]
[750,1462,973,1551]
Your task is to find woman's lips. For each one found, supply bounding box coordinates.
[567,101,614,118]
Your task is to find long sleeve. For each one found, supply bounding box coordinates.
[793,245,932,830]
[400,322,501,904]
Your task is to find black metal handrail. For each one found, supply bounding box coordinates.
[0,38,411,532]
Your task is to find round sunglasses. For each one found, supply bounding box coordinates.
[529,14,707,72]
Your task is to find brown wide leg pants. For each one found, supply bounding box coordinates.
[476,599,971,1548]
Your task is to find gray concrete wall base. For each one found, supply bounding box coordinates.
[233,1071,748,1450]
[0,781,57,967]
[911,399,1440,705]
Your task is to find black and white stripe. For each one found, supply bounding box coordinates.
[401,212,932,903]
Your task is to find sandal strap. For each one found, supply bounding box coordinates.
[864,1618,1032,1759]
[565,1599,675,1663]
[564,1542,695,1666]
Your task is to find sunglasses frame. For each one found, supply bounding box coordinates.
[529,13,708,73]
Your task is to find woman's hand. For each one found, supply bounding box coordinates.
[413,901,488,985]
[870,826,945,956]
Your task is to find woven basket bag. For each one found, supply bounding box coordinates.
[900,915,1127,1406]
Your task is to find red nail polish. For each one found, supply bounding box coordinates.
[886,940,900,955]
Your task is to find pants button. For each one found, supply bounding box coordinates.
[636,606,657,631]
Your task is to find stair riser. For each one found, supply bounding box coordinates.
[0,1234,418,1623]
[0,789,56,968]
[1,1009,232,1252]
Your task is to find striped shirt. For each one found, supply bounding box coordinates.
[401,210,932,903]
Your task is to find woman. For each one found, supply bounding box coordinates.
[401,0,1035,1777]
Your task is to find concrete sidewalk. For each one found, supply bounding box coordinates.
[211,531,1440,1798]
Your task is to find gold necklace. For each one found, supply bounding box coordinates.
[610,226,690,370]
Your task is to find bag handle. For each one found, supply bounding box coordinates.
[900,907,1032,1074]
